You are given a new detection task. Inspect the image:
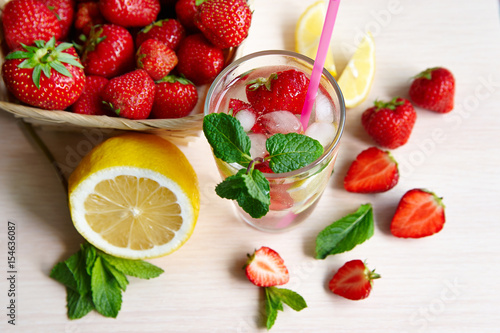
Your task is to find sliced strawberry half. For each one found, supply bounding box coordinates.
[344,147,399,193]
[390,189,446,238]
[244,247,289,287]
[329,259,380,300]
[229,98,267,134]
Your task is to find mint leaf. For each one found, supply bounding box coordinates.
[99,252,164,279]
[215,168,270,218]
[203,113,252,165]
[50,262,78,291]
[315,204,374,259]
[65,249,91,295]
[102,259,129,291]
[266,133,324,173]
[82,242,97,275]
[264,287,307,330]
[91,257,122,318]
[264,287,280,330]
[66,287,94,320]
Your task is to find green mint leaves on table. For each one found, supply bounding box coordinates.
[203,113,323,219]
[264,286,307,330]
[315,203,375,259]
[50,242,164,319]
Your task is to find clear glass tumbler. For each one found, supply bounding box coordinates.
[204,50,345,232]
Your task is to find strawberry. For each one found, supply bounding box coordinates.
[99,0,160,27]
[2,0,62,50]
[79,24,135,79]
[176,34,225,85]
[246,69,310,115]
[228,98,267,133]
[328,260,380,301]
[344,147,399,193]
[70,75,109,115]
[101,69,155,119]
[151,75,198,119]
[136,39,178,81]
[1,37,85,110]
[409,67,455,113]
[361,97,417,149]
[175,0,199,32]
[244,247,289,287]
[40,0,75,39]
[74,2,106,35]
[136,19,186,51]
[390,189,446,238]
[195,0,252,49]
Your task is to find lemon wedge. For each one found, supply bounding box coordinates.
[295,1,337,77]
[68,133,200,259]
[337,32,375,108]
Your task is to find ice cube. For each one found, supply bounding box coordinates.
[234,109,256,132]
[305,122,336,148]
[260,111,303,135]
[248,133,268,158]
[314,93,334,123]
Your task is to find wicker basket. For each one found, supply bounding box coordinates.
[0,0,246,137]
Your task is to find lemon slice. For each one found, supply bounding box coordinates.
[337,32,375,108]
[295,1,337,77]
[68,133,200,259]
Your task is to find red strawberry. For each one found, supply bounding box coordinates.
[228,98,267,134]
[409,67,455,113]
[99,0,160,27]
[74,2,106,35]
[70,75,109,115]
[344,147,399,193]
[176,34,225,85]
[390,189,446,238]
[329,260,380,301]
[151,75,198,119]
[40,0,75,39]
[244,247,289,287]
[1,38,85,110]
[175,0,199,32]
[136,39,178,81]
[80,24,135,79]
[101,69,155,119]
[195,0,252,49]
[2,0,62,50]
[361,97,417,149]
[254,160,274,174]
[246,69,310,115]
[136,19,186,51]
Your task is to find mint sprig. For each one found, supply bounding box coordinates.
[264,287,307,330]
[50,242,164,319]
[203,113,323,218]
[315,204,375,259]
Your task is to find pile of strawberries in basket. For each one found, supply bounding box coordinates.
[0,0,252,119]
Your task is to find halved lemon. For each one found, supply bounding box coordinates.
[68,133,200,259]
[295,1,337,77]
[337,32,375,108]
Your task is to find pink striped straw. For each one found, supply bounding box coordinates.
[300,0,341,129]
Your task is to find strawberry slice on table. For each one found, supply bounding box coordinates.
[151,75,198,119]
[194,0,252,49]
[1,37,85,110]
[70,76,109,116]
[361,97,417,149]
[328,259,381,301]
[136,19,186,51]
[101,69,156,120]
[344,147,399,193]
[99,0,160,27]
[390,188,446,238]
[244,247,290,287]
[409,67,455,113]
[245,69,310,115]
[2,0,62,50]
[136,39,178,81]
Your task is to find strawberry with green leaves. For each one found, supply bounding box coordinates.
[1,37,85,110]
[136,19,186,51]
[344,147,399,193]
[409,67,455,113]
[99,0,160,27]
[74,2,106,35]
[2,0,62,50]
[152,75,198,119]
[40,0,75,39]
[195,0,252,49]
[101,69,156,119]
[136,39,178,81]
[71,76,109,115]
[390,189,446,238]
[361,97,417,149]
[329,259,381,300]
